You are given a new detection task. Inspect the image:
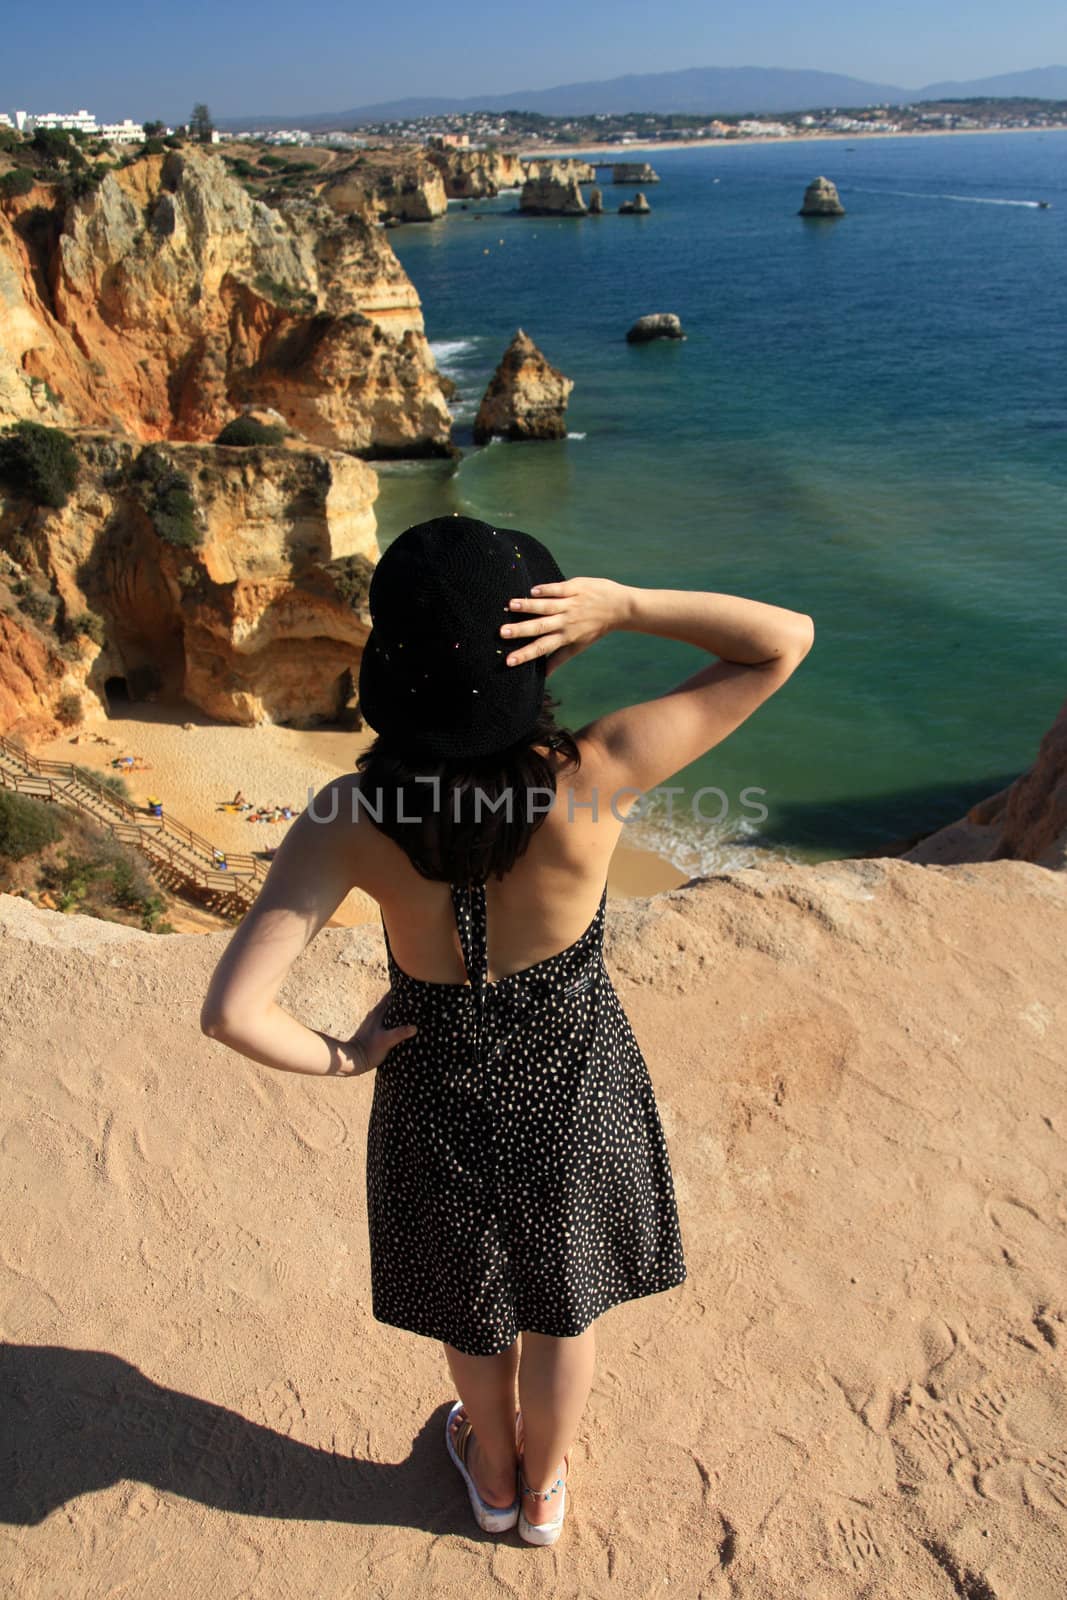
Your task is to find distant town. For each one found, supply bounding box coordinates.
[3,97,1067,153]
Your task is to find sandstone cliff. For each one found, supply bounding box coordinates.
[473,330,573,444]
[320,153,448,223]
[612,162,660,184]
[0,149,452,455]
[520,168,587,216]
[0,431,380,734]
[523,158,596,184]
[426,148,525,199]
[902,691,1067,871]
[2,852,1065,1594]
[799,176,845,217]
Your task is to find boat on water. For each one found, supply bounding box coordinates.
[1037,200,1051,209]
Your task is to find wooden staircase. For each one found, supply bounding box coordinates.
[0,731,272,921]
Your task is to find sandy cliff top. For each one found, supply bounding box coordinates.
[2,854,1065,1593]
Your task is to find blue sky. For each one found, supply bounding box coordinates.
[2,0,1064,123]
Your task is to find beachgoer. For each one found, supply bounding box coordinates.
[200,516,814,1543]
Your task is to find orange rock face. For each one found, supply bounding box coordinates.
[0,606,72,741]
[0,149,452,456]
[903,693,1067,871]
[473,329,574,444]
[0,432,381,731]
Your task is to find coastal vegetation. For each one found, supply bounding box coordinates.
[215,417,288,447]
[0,422,80,509]
[0,787,175,931]
[131,447,202,548]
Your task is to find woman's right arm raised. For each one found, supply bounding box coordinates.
[501,577,814,801]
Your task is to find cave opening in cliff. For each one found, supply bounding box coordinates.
[104,665,163,708]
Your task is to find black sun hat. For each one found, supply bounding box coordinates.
[357,515,566,759]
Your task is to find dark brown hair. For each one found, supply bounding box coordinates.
[354,690,581,884]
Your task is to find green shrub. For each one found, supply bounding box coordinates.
[258,153,286,170]
[215,416,287,447]
[144,138,165,156]
[16,588,55,625]
[327,552,375,612]
[69,610,107,646]
[0,168,34,199]
[31,127,75,166]
[0,127,22,154]
[60,166,105,204]
[0,420,80,508]
[163,135,184,150]
[0,788,62,860]
[56,690,82,725]
[132,445,201,547]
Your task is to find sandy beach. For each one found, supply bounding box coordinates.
[521,123,1067,160]
[31,701,687,929]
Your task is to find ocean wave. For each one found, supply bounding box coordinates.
[567,431,587,440]
[619,802,808,878]
[429,338,479,368]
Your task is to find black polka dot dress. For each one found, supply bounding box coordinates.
[366,877,688,1356]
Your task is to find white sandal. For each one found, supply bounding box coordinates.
[445,1400,521,1534]
[516,1411,570,1546]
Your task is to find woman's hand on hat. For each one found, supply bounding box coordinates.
[500,576,627,673]
[341,993,418,1076]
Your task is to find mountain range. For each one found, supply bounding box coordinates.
[219,63,1067,131]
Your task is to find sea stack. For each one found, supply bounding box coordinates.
[612,162,660,184]
[626,314,686,344]
[473,330,574,444]
[799,176,845,217]
[619,192,651,215]
[519,169,587,216]
[588,186,604,214]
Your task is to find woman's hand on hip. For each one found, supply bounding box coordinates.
[344,993,417,1076]
[501,576,631,674]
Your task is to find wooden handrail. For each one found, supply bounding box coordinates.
[0,735,269,916]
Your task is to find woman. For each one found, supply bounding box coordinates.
[200,515,814,1544]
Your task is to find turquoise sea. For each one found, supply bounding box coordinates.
[374,131,1067,874]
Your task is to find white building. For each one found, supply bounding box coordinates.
[98,118,145,144]
[30,108,99,133]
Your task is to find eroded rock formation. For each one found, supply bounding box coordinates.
[612,162,660,184]
[0,431,380,733]
[0,148,452,455]
[522,158,596,184]
[901,692,1067,870]
[626,314,686,343]
[619,192,651,215]
[520,170,587,216]
[427,148,525,199]
[589,187,604,214]
[473,330,573,444]
[321,154,448,223]
[799,176,845,217]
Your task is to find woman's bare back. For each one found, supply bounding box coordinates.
[358,737,625,987]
